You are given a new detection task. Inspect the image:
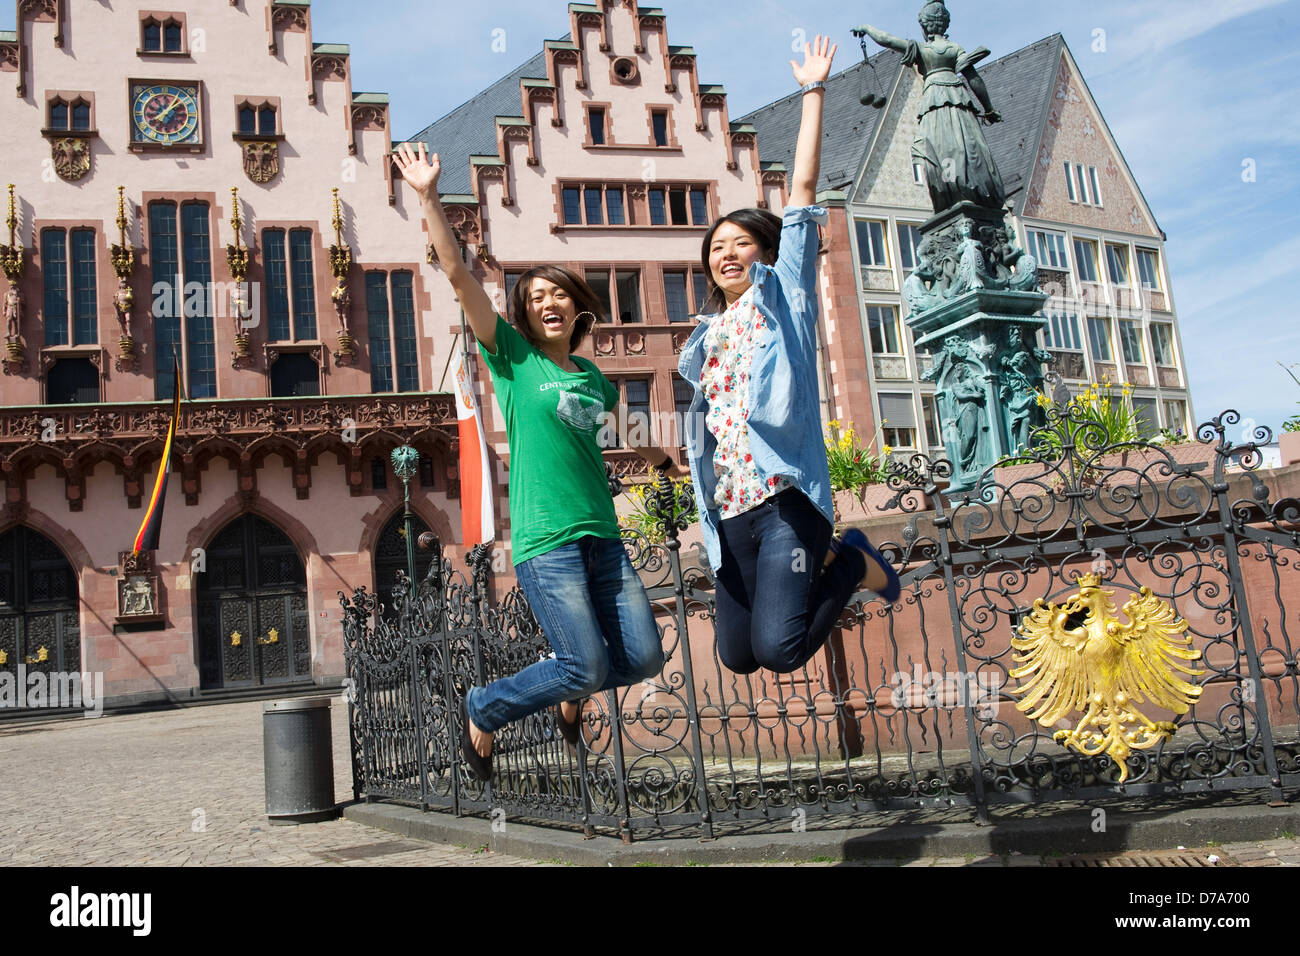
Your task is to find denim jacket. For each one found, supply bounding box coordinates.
[677,205,832,571]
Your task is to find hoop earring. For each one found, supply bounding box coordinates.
[576,311,597,328]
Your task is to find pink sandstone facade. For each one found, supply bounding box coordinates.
[0,0,881,707]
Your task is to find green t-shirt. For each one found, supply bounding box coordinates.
[478,315,622,566]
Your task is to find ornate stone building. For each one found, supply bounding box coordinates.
[0,0,469,705]
[743,35,1194,456]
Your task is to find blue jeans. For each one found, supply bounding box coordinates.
[714,489,866,674]
[465,536,664,733]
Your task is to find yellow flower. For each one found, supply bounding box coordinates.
[828,419,841,430]
[881,418,888,425]
[883,445,893,456]
[1036,393,1051,408]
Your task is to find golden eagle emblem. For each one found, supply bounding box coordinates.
[1010,574,1205,782]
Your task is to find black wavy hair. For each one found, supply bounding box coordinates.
[505,265,605,353]
[698,208,782,314]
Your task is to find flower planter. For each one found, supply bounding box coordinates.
[833,483,928,524]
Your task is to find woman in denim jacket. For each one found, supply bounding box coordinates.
[678,35,899,675]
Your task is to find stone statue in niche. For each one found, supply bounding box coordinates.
[1000,324,1052,452]
[948,218,989,297]
[4,285,22,340]
[113,279,134,338]
[854,0,1007,214]
[946,361,989,475]
[925,335,994,483]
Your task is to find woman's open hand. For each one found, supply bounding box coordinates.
[791,34,837,88]
[394,141,440,200]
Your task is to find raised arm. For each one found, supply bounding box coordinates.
[852,24,908,53]
[788,35,837,209]
[393,141,499,352]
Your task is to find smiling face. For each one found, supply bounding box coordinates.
[708,222,769,305]
[524,276,578,349]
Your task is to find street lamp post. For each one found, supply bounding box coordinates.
[390,445,419,601]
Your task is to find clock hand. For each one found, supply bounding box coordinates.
[156,96,183,125]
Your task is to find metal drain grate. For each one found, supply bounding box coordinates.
[310,840,431,863]
[1050,852,1219,867]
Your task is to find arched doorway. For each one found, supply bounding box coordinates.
[0,526,80,681]
[196,515,310,689]
[373,511,434,618]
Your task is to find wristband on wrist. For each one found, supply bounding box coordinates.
[801,81,826,94]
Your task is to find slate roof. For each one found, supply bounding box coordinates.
[737,34,1066,205]
[977,35,1064,204]
[404,47,555,196]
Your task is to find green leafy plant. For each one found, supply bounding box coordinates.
[620,477,698,544]
[825,419,892,493]
[1018,377,1149,461]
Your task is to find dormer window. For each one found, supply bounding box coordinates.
[139,13,188,56]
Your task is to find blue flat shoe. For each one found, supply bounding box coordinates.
[840,529,901,603]
[459,697,493,782]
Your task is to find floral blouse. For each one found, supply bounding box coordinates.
[699,286,792,518]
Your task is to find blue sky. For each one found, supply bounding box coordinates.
[8,1,1298,434]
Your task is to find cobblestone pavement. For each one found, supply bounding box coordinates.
[1,699,1295,867]
[0,698,545,867]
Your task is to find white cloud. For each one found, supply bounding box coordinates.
[1098,0,1293,66]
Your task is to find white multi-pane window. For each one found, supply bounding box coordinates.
[1029,229,1069,270]
[897,223,923,271]
[1119,319,1145,365]
[867,305,902,355]
[1163,399,1188,435]
[855,219,889,267]
[1087,316,1113,362]
[1136,248,1162,291]
[1150,322,1176,366]
[1105,243,1130,286]
[1073,238,1100,282]
[1043,312,1083,351]
[878,393,919,450]
[1064,163,1102,206]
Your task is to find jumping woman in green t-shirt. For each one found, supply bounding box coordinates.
[395,142,683,781]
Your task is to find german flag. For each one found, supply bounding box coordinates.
[133,357,184,553]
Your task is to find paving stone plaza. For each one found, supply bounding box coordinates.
[2,699,1296,868]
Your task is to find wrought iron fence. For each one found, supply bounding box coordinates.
[341,409,1300,841]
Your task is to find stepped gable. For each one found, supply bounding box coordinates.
[404,48,554,196]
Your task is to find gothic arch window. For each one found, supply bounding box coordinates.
[148,200,216,400]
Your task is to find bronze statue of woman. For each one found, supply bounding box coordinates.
[854,1,1007,213]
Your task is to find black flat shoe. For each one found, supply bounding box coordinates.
[459,698,492,782]
[556,700,581,748]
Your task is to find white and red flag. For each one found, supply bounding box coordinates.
[448,349,496,547]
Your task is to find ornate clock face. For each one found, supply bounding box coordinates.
[131,83,201,146]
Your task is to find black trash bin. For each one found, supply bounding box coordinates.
[263,697,340,825]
